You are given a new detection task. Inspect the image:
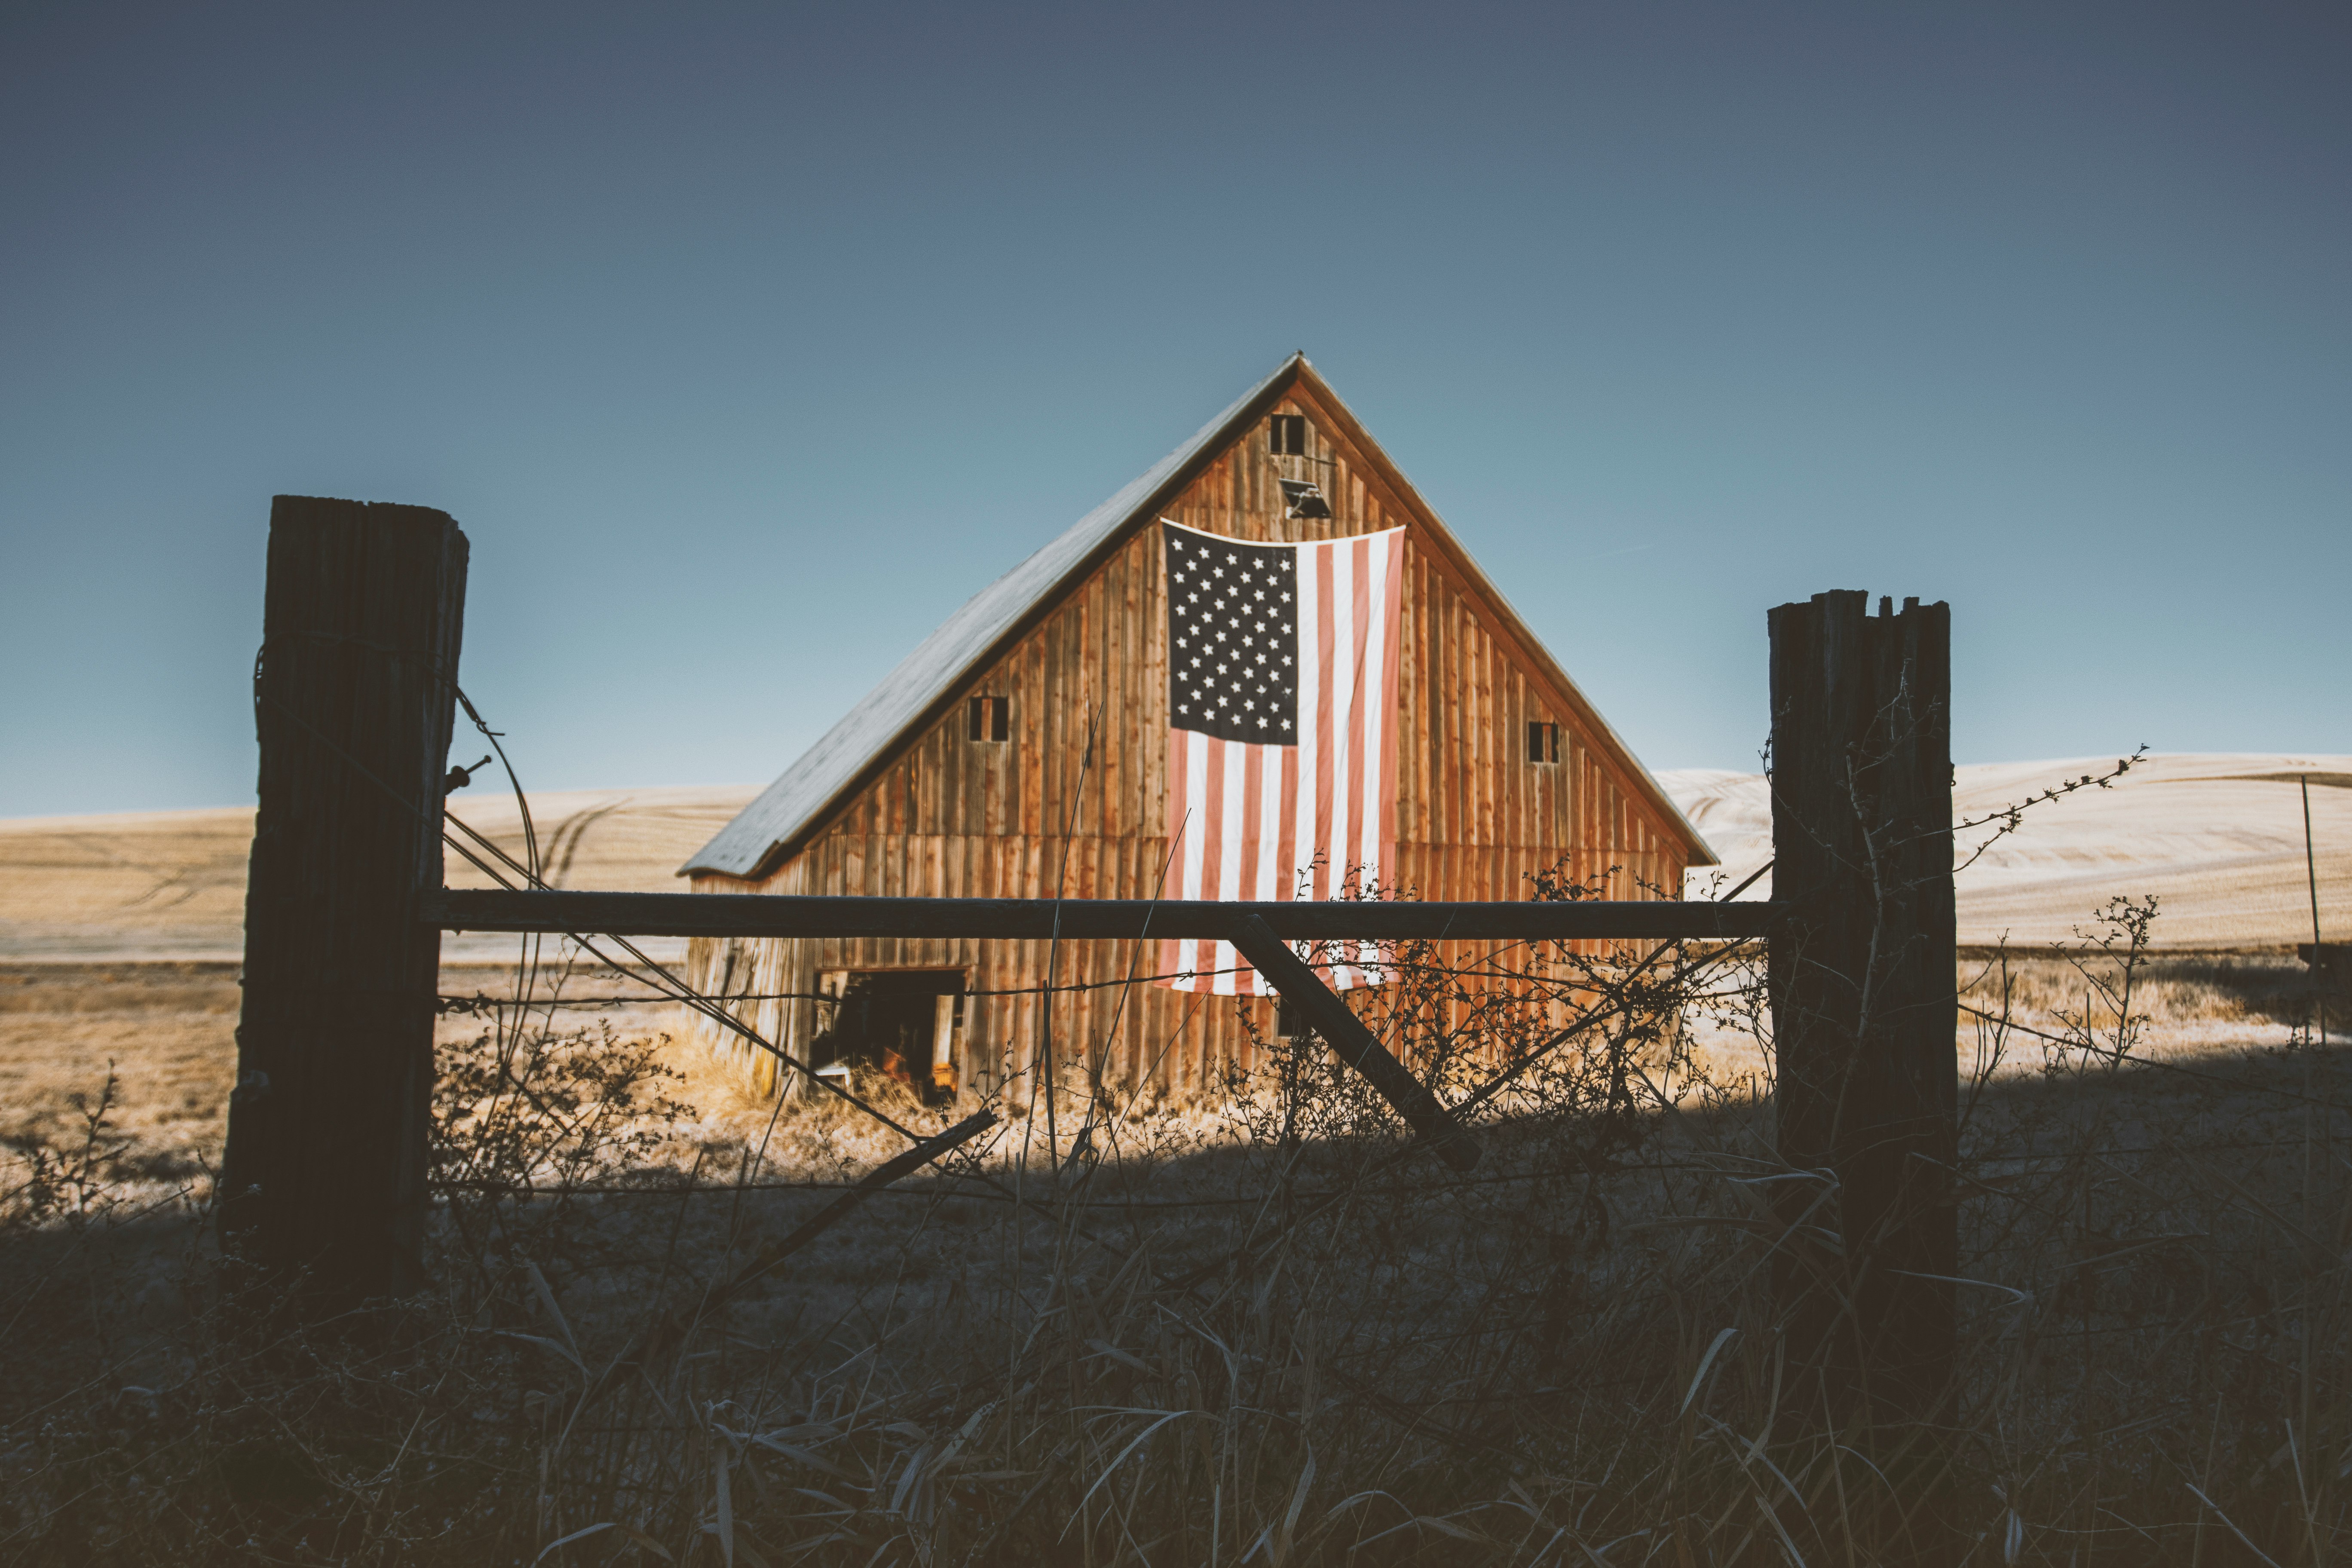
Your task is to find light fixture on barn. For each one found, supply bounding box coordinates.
[1277,477,1333,519]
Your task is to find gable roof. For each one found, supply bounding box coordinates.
[683,355,1714,879]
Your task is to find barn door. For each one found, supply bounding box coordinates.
[812,969,965,1102]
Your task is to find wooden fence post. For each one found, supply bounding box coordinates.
[1768,591,1957,1423]
[220,496,468,1306]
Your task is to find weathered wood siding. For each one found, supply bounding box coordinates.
[686,384,1687,1099]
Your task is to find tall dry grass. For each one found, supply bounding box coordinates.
[2,895,2346,1564]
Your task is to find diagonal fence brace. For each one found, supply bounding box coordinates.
[710,1107,1000,1306]
[1226,915,1480,1171]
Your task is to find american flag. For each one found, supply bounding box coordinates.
[1158,520,1406,995]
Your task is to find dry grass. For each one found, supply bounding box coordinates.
[7,755,2344,961]
[0,787,756,964]
[3,916,2349,1565]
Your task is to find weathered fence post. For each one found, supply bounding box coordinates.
[220,496,468,1306]
[1768,591,1957,1424]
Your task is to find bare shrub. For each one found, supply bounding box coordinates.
[1,1065,136,1237]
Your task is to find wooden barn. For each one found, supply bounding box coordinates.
[679,355,1715,1100]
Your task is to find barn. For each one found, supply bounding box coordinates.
[678,355,1715,1101]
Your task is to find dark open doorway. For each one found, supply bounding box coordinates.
[813,969,966,1101]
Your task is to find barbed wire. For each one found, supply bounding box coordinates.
[249,643,948,1149]
[256,641,2344,1247]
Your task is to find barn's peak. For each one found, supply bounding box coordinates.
[683,355,1709,879]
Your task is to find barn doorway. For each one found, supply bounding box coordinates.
[813,969,965,1101]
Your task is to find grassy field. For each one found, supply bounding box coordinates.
[3,937,2346,1563]
[2,753,2347,1563]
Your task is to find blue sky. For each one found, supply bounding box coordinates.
[3,1,2345,817]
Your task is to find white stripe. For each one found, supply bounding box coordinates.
[1327,537,1354,894]
[1183,732,1210,897]
[1182,731,1210,982]
[1292,541,1320,903]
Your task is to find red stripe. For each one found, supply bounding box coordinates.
[1200,735,1227,904]
[1312,540,1336,903]
[1275,733,1299,903]
[1239,741,1265,993]
[1241,741,1265,899]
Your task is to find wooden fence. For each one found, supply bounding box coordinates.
[217,495,1955,1421]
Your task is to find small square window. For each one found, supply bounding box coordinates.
[1269,413,1308,456]
[1277,999,1314,1040]
[968,695,1009,743]
[1527,721,1560,765]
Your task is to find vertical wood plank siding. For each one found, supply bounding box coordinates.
[685,388,1688,1097]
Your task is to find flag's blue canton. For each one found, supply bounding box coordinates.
[1166,530,1300,745]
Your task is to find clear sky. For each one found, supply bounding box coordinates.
[3,2,2344,819]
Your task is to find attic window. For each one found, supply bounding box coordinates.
[968,695,1009,743]
[1269,414,1308,456]
[1527,722,1560,765]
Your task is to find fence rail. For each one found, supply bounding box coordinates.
[421,887,1779,943]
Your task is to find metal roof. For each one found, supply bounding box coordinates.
[683,355,1715,879]
[680,359,1296,878]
